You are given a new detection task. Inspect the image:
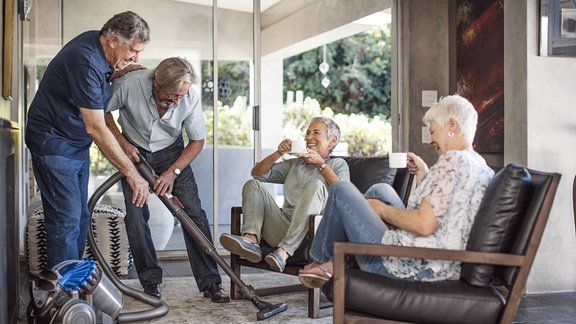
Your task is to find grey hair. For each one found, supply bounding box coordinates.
[150,57,198,93]
[422,94,477,143]
[100,11,150,45]
[310,116,341,152]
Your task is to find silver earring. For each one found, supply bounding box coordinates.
[448,131,454,137]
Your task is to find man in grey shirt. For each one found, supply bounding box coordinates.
[105,57,229,303]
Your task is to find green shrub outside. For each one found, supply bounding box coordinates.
[282,97,391,157]
[204,96,252,147]
[205,95,391,156]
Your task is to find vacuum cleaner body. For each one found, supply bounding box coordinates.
[27,258,121,324]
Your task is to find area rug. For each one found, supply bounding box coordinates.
[120,273,333,323]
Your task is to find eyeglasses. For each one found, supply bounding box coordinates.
[165,91,190,101]
[159,87,190,104]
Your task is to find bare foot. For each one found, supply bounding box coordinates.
[241,233,258,244]
[302,262,319,271]
[274,248,289,262]
[298,262,333,289]
[300,261,333,275]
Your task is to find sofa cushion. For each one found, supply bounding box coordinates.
[336,156,397,193]
[461,164,532,287]
[323,269,504,324]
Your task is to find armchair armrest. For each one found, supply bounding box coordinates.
[334,243,525,266]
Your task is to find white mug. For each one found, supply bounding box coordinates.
[290,140,308,154]
[389,152,407,168]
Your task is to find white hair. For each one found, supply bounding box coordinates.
[422,94,478,143]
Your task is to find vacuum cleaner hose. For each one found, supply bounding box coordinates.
[87,171,169,322]
[88,155,287,321]
[133,155,287,320]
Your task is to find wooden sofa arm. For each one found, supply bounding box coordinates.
[333,242,525,267]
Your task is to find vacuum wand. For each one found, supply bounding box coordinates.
[134,155,287,320]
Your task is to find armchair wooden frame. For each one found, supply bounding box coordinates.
[332,169,560,324]
[230,208,330,318]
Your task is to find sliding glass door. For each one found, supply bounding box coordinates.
[23,0,396,256]
[22,0,258,254]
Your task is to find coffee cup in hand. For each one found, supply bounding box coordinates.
[389,152,407,168]
[290,140,308,154]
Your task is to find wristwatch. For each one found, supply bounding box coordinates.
[170,165,181,176]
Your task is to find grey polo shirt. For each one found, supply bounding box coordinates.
[106,70,206,153]
[255,157,350,215]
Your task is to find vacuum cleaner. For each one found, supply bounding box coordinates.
[27,155,287,323]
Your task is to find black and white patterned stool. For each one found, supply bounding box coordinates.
[25,203,133,277]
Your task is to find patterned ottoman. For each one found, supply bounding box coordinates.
[25,203,133,277]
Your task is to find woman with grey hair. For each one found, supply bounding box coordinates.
[298,95,494,288]
[220,117,350,273]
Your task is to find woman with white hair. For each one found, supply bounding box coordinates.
[298,94,494,288]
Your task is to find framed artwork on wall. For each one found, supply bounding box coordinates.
[456,0,504,153]
[540,0,576,57]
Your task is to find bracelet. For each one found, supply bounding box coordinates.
[319,163,328,172]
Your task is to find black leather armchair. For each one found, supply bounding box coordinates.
[326,164,561,324]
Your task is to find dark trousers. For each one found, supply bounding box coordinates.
[121,138,221,291]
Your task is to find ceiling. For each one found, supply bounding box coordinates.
[172,0,282,12]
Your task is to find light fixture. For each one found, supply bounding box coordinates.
[319,45,330,88]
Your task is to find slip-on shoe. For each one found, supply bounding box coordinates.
[219,233,262,263]
[143,284,161,299]
[203,282,231,303]
[264,252,286,273]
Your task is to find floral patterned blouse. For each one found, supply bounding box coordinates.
[381,149,494,281]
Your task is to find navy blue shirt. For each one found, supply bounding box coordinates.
[25,30,114,160]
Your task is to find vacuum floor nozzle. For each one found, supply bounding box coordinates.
[257,303,288,321]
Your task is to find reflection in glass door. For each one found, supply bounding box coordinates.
[164,2,256,251]
[52,0,257,255]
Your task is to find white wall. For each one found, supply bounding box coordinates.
[505,0,576,293]
[523,0,576,293]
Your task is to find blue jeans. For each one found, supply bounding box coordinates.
[122,138,221,291]
[309,181,406,278]
[30,152,91,268]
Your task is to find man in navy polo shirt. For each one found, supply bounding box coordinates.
[25,11,151,269]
